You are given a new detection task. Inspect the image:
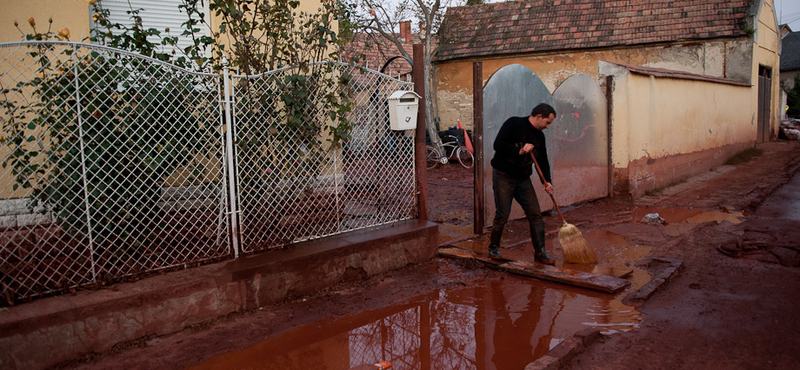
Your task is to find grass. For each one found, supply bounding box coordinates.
[724,147,763,166]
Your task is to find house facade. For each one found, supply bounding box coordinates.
[434,0,781,199]
[0,0,327,50]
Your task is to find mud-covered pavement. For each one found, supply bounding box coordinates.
[565,141,800,370]
[63,141,800,369]
[428,141,800,370]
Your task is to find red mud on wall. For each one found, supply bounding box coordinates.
[612,142,752,198]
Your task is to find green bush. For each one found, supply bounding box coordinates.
[1,43,218,243]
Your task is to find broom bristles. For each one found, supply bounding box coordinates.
[559,223,598,264]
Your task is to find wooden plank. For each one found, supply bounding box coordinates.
[500,261,631,294]
[438,247,631,294]
[447,241,633,278]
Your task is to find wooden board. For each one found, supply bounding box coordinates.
[446,240,633,279]
[438,247,632,294]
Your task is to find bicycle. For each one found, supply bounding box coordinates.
[426,134,474,169]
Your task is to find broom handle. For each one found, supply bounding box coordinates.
[530,152,567,225]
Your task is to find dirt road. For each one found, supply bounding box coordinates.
[427,141,800,369]
[562,141,800,370]
[63,141,800,369]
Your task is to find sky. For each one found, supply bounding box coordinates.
[775,0,800,30]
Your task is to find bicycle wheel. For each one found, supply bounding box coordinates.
[456,147,474,168]
[426,146,440,169]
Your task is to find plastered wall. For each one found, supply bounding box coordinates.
[0,0,91,42]
[604,66,754,196]
[435,38,755,132]
[609,71,753,164]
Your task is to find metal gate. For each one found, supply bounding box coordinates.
[480,65,607,229]
[229,64,417,253]
[550,73,609,206]
[0,41,415,302]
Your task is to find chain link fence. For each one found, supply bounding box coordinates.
[231,64,416,253]
[0,41,416,303]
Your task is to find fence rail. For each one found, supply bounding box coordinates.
[0,41,416,303]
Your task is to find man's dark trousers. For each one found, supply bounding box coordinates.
[489,168,546,252]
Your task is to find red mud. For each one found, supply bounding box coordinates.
[60,141,800,369]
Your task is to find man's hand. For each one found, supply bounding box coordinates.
[519,143,534,155]
[543,182,553,195]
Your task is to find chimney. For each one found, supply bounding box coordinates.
[400,21,411,44]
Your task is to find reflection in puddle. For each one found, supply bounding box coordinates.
[631,207,743,235]
[190,210,712,369]
[190,272,643,370]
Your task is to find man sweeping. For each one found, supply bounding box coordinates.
[487,103,556,265]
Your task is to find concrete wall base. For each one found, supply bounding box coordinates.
[0,219,438,370]
[613,142,753,198]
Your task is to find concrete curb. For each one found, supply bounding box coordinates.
[524,328,602,370]
[622,257,683,307]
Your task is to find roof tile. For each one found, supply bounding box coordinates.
[436,0,754,61]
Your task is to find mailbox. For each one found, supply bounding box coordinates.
[388,91,420,130]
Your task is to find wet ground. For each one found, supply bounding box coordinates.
[64,141,800,369]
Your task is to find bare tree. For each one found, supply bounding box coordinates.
[343,0,467,147]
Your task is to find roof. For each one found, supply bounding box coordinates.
[341,32,417,77]
[609,61,750,86]
[435,0,755,62]
[781,31,800,72]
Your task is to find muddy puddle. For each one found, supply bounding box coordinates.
[190,257,647,370]
[633,207,743,224]
[188,207,743,370]
[753,172,800,220]
[189,279,643,370]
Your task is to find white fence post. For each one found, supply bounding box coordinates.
[222,57,241,258]
[72,43,98,284]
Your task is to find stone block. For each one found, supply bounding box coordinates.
[0,215,17,228]
[573,327,602,346]
[17,213,51,227]
[524,355,560,370]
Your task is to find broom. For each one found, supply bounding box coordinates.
[530,152,598,264]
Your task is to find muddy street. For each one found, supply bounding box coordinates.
[62,141,800,370]
[566,142,800,370]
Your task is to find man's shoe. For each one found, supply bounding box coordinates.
[488,245,502,259]
[535,255,555,265]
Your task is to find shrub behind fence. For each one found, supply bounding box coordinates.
[0,41,415,303]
